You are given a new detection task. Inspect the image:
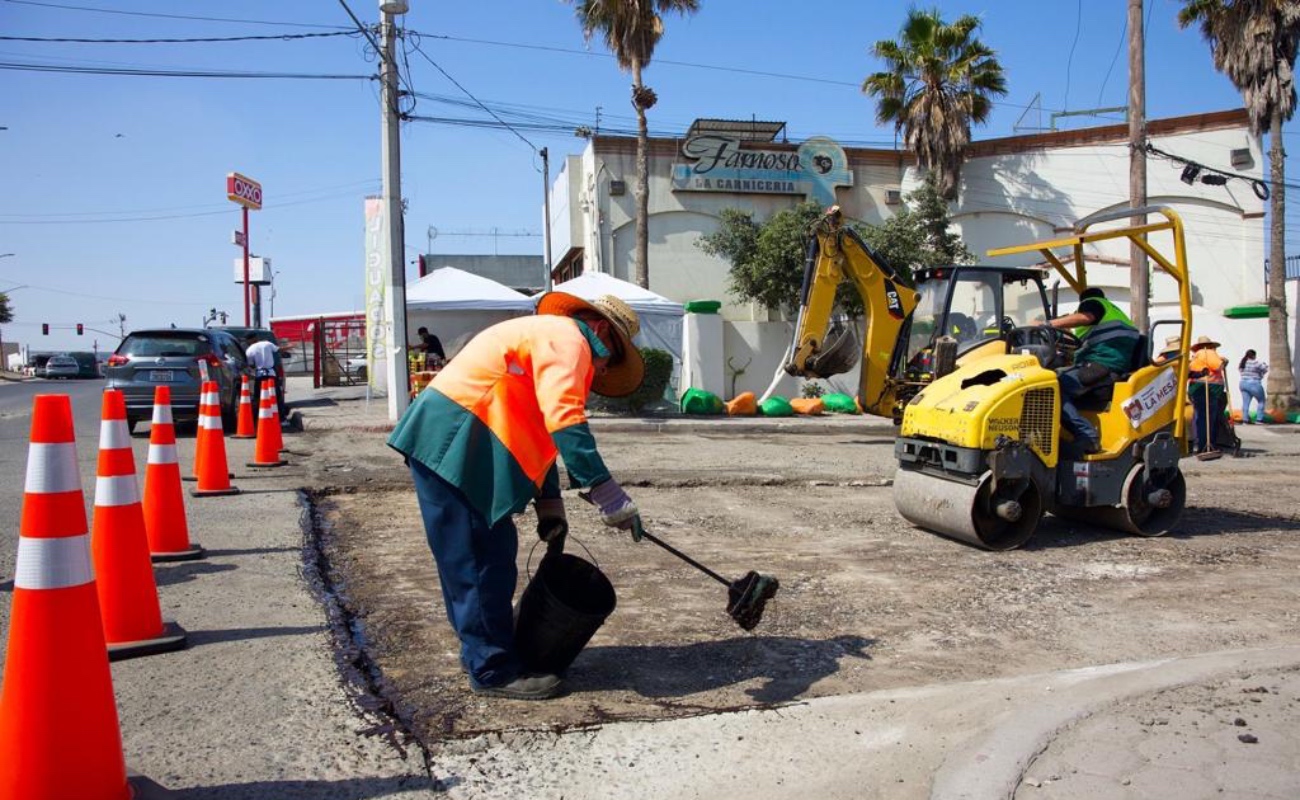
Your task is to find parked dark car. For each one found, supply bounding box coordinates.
[213,326,288,404]
[104,328,250,432]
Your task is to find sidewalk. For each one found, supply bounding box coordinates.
[284,376,1300,800]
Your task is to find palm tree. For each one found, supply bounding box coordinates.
[863,8,1007,201]
[1179,0,1300,409]
[570,0,700,289]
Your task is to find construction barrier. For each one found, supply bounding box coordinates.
[92,390,188,659]
[141,386,204,562]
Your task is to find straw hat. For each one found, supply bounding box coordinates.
[1191,335,1221,351]
[535,292,645,397]
[1164,335,1182,348]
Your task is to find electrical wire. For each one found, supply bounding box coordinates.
[406,40,538,154]
[1063,0,1082,110]
[0,60,371,80]
[2,0,351,30]
[0,31,357,44]
[1144,142,1279,198]
[0,184,382,224]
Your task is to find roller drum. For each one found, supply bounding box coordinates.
[893,468,1042,551]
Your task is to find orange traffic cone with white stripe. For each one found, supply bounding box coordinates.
[141,386,204,562]
[232,374,255,439]
[0,395,132,799]
[191,380,240,497]
[248,381,287,468]
[92,389,188,660]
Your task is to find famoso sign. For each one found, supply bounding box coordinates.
[671,135,853,206]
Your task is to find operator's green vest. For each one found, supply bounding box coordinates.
[1073,297,1139,372]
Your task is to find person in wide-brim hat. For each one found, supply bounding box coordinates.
[386,288,651,701]
[535,292,645,398]
[1191,335,1221,351]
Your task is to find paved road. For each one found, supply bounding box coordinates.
[2,375,1297,799]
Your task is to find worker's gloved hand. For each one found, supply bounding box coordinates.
[534,497,567,544]
[588,479,644,542]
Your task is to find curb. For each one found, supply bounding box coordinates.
[296,413,897,435]
[929,644,1300,800]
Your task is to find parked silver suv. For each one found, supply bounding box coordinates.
[104,328,250,433]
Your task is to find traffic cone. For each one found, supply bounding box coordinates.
[232,374,255,439]
[141,386,204,562]
[191,380,240,497]
[248,381,287,468]
[184,381,220,482]
[0,394,131,799]
[92,390,188,660]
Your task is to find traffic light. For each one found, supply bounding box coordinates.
[76,323,84,335]
[42,323,49,335]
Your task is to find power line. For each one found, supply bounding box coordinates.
[0,184,382,224]
[0,179,381,219]
[1063,0,1083,110]
[406,37,538,154]
[0,31,357,44]
[1,0,351,30]
[0,60,371,80]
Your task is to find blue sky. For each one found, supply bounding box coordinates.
[0,0,1293,353]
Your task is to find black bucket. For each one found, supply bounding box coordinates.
[514,552,616,676]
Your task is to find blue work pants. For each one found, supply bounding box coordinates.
[1190,382,1227,453]
[408,458,522,687]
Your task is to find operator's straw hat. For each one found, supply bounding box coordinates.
[1164,335,1182,348]
[535,292,644,397]
[1191,335,1221,351]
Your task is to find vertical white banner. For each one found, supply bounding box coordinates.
[363,196,389,392]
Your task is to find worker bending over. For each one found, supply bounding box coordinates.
[388,293,645,701]
[1049,287,1140,455]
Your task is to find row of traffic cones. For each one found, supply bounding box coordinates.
[0,381,290,798]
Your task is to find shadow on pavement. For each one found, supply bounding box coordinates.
[1022,505,1300,551]
[287,397,338,410]
[200,546,301,558]
[153,561,238,586]
[162,774,437,799]
[570,634,875,703]
[184,624,327,647]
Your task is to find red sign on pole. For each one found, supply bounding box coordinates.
[226,172,263,210]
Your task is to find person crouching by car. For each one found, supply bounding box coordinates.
[244,334,287,425]
[387,293,647,700]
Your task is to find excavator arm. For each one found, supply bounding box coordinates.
[784,206,919,417]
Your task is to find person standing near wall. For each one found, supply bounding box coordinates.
[1238,348,1269,424]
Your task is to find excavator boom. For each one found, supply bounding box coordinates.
[784,207,918,417]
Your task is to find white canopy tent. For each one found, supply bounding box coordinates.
[405,267,535,357]
[548,272,685,365]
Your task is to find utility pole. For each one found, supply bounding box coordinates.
[542,147,554,291]
[1128,0,1149,332]
[379,0,409,420]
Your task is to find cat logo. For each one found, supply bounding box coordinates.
[884,279,904,320]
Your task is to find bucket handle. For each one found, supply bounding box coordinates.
[524,533,600,581]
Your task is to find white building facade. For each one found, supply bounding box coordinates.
[548,110,1281,401]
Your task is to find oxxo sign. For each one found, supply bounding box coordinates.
[226,172,263,210]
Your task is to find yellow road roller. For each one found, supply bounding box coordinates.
[893,207,1193,550]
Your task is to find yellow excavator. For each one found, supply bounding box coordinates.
[785,205,1193,550]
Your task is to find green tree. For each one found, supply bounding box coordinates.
[863,7,1007,201]
[698,186,971,316]
[0,292,13,373]
[570,0,700,290]
[1179,0,1300,408]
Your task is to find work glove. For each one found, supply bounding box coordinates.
[588,479,644,542]
[534,497,568,545]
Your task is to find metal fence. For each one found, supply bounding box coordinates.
[1263,255,1300,281]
